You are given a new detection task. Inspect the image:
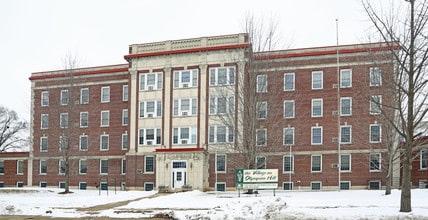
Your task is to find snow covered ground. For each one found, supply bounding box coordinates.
[0,188,428,219]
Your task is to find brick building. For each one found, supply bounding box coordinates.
[6,33,401,191]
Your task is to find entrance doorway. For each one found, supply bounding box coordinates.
[172,161,187,189]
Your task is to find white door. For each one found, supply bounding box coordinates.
[172,161,187,189]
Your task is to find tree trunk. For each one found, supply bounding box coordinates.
[400,146,412,212]
[385,164,392,195]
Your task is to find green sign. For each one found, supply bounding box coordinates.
[236,169,278,189]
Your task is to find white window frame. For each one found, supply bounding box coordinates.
[256,128,267,146]
[340,97,352,116]
[209,96,234,115]
[340,69,352,88]
[340,154,351,172]
[311,126,323,145]
[79,159,87,175]
[41,114,49,129]
[60,113,68,129]
[311,155,322,173]
[122,109,128,125]
[283,155,294,173]
[216,154,227,173]
[370,153,381,172]
[312,71,323,90]
[173,98,197,116]
[100,110,110,127]
[208,125,234,143]
[16,160,24,175]
[58,159,65,175]
[283,100,295,118]
[140,72,163,91]
[174,70,197,88]
[100,134,109,151]
[79,134,88,151]
[139,100,162,118]
[121,159,126,175]
[370,124,382,143]
[210,67,235,86]
[257,101,267,119]
[283,182,293,190]
[256,156,266,169]
[40,136,48,152]
[41,91,49,106]
[0,160,3,175]
[370,95,382,115]
[340,181,351,190]
[144,155,154,173]
[139,128,162,146]
[215,182,227,192]
[80,88,89,104]
[284,72,295,91]
[39,160,47,174]
[80,112,88,128]
[370,67,382,86]
[101,86,110,103]
[311,181,322,190]
[122,133,128,150]
[122,85,129,101]
[256,75,267,93]
[420,149,427,170]
[100,159,108,175]
[340,125,352,144]
[172,127,197,145]
[283,127,294,146]
[311,98,323,117]
[60,89,69,105]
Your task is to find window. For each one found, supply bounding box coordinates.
[256,156,266,169]
[340,69,352,88]
[209,125,234,143]
[58,160,65,175]
[256,129,267,146]
[79,135,88,151]
[340,125,352,144]
[60,90,69,105]
[40,160,47,174]
[101,86,110,103]
[311,155,322,172]
[340,181,351,190]
[100,159,108,175]
[283,182,293,190]
[17,160,24,175]
[100,111,109,127]
[209,96,234,115]
[40,181,47,188]
[122,109,128,125]
[40,136,48,152]
[0,160,4,174]
[122,133,128,150]
[139,100,162,118]
[174,98,197,116]
[256,75,267,93]
[369,180,381,190]
[210,67,235,86]
[216,183,226,192]
[370,95,382,114]
[311,126,323,145]
[283,127,294,145]
[174,70,197,88]
[340,97,352,116]
[80,112,88,127]
[41,91,49,106]
[421,149,427,170]
[283,100,295,118]
[121,159,126,174]
[80,88,89,104]
[283,155,294,172]
[41,114,49,129]
[100,134,109,151]
[312,99,323,117]
[122,85,129,101]
[370,153,381,171]
[312,71,323,89]
[139,128,162,146]
[216,154,226,173]
[79,159,87,174]
[59,136,69,151]
[341,154,351,171]
[370,124,381,143]
[140,72,163,90]
[311,181,322,190]
[145,156,154,173]
[60,113,68,128]
[17,182,24,188]
[145,182,154,191]
[257,102,267,119]
[370,67,382,86]
[173,127,197,145]
[284,73,295,91]
[79,182,87,190]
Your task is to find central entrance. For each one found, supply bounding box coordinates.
[171,160,187,189]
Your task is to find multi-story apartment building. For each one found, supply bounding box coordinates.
[19,33,401,191]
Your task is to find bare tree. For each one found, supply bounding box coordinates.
[363,0,428,212]
[0,106,28,152]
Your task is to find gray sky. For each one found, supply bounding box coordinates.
[1,0,375,121]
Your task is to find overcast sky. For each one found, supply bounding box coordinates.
[1,0,380,121]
